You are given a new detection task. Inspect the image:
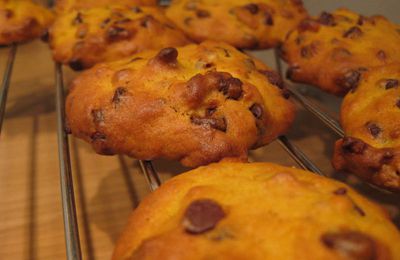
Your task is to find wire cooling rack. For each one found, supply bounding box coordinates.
[0,3,398,260]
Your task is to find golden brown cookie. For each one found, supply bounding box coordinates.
[332,64,400,192]
[55,0,158,13]
[165,0,307,49]
[0,0,54,45]
[49,5,190,70]
[113,162,400,260]
[66,41,295,167]
[281,8,400,96]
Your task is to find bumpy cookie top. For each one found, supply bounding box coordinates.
[165,0,307,49]
[113,162,400,260]
[0,0,54,45]
[54,0,158,13]
[332,64,400,191]
[66,41,295,167]
[49,5,190,70]
[281,8,400,96]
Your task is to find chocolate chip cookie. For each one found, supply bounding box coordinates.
[66,41,295,167]
[333,64,400,192]
[165,0,307,49]
[281,8,400,96]
[0,0,53,45]
[113,162,400,259]
[49,5,190,70]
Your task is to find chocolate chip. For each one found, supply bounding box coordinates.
[383,79,399,90]
[282,89,291,99]
[244,3,259,14]
[342,137,367,154]
[259,70,284,89]
[357,15,366,26]
[396,99,400,109]
[154,47,178,66]
[100,18,111,28]
[107,26,130,41]
[376,50,387,61]
[191,116,227,132]
[331,48,352,60]
[131,6,142,13]
[264,11,274,25]
[353,204,366,217]
[381,151,394,164]
[321,231,377,259]
[343,26,363,39]
[91,109,104,124]
[72,12,83,25]
[333,187,347,195]
[112,87,127,105]
[318,12,336,26]
[183,199,225,234]
[336,69,362,92]
[91,132,106,141]
[2,9,13,19]
[298,19,320,32]
[206,107,217,117]
[184,17,193,26]
[140,15,154,28]
[69,59,84,71]
[250,103,263,119]
[218,77,243,100]
[365,122,381,138]
[300,43,318,59]
[196,9,210,18]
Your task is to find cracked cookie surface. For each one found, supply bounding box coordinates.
[113,162,400,260]
[165,0,307,49]
[0,0,53,45]
[49,5,190,70]
[333,64,400,191]
[281,8,400,96]
[66,41,295,167]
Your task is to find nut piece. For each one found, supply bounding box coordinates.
[183,199,225,234]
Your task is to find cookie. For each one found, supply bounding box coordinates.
[281,8,400,96]
[332,64,400,192]
[66,41,295,167]
[113,162,400,260]
[165,0,307,49]
[55,0,158,13]
[49,5,190,70]
[0,0,53,45]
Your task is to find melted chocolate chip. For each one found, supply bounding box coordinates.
[72,12,83,25]
[131,6,142,13]
[264,11,274,25]
[196,9,210,18]
[91,132,106,141]
[218,77,243,100]
[2,9,13,19]
[183,199,225,234]
[342,137,367,155]
[353,204,366,217]
[321,231,377,259]
[333,187,347,195]
[336,70,362,92]
[286,66,300,80]
[396,99,400,109]
[206,107,217,117]
[376,50,387,61]
[69,59,84,71]
[140,15,154,28]
[191,116,227,132]
[383,79,399,90]
[365,122,381,138]
[91,109,104,124]
[318,12,336,26]
[244,3,259,14]
[250,103,263,119]
[381,151,394,164]
[259,70,284,89]
[343,26,363,39]
[107,26,130,41]
[112,87,127,105]
[300,43,318,59]
[154,47,178,66]
[298,19,320,32]
[41,30,49,42]
[357,15,367,26]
